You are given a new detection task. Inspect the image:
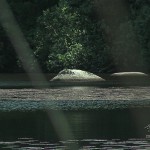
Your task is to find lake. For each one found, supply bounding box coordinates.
[0,86,150,149]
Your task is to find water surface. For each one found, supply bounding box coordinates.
[0,86,150,149]
[0,105,150,149]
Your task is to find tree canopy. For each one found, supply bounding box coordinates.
[0,0,150,73]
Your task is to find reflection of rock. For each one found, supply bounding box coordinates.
[111,72,149,81]
[145,124,150,133]
[51,69,105,82]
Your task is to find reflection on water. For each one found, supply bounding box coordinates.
[0,138,150,149]
[0,108,150,149]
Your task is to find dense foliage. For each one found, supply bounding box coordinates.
[0,0,150,73]
[34,0,111,73]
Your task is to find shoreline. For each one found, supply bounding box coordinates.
[0,80,150,88]
[0,73,149,88]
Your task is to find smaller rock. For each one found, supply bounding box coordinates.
[51,69,105,82]
[110,72,149,82]
[111,72,148,77]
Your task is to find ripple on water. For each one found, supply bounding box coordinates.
[0,138,150,149]
[0,99,150,111]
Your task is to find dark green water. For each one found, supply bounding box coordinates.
[0,86,150,149]
[0,105,150,149]
[0,109,149,140]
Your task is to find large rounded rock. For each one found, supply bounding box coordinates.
[51,69,105,82]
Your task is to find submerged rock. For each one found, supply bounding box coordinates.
[51,69,105,82]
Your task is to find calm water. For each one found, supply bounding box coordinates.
[0,86,150,149]
[0,103,150,149]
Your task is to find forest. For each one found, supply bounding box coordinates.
[0,0,150,73]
